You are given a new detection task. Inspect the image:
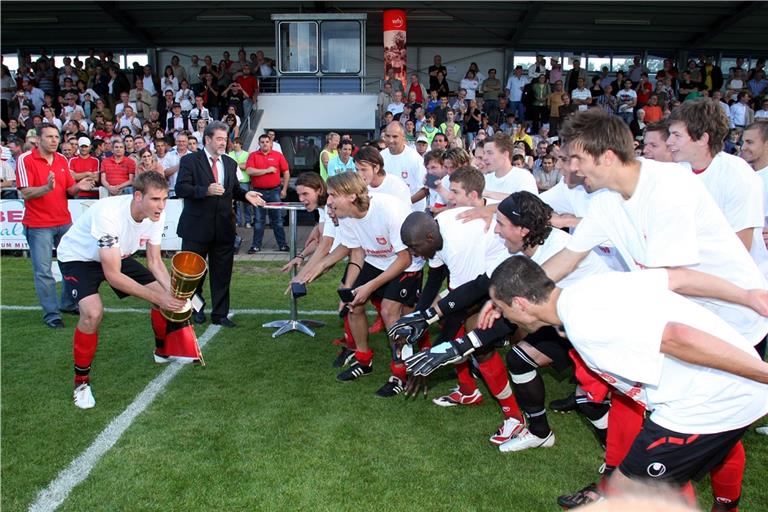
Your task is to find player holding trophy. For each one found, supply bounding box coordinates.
[58,171,205,409]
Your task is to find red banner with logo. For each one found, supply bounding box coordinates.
[383,10,407,93]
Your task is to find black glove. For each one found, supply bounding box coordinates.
[405,335,477,377]
[387,307,440,345]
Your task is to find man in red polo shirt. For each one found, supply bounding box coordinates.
[101,139,136,196]
[245,133,290,253]
[16,125,95,328]
[69,136,100,199]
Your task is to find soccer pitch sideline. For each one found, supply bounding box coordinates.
[1,256,766,511]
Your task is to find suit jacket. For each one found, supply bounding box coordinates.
[175,149,248,243]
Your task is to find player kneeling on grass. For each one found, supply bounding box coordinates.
[486,256,768,503]
[57,172,190,409]
[304,172,423,397]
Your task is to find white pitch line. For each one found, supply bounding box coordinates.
[2,305,375,316]
[28,324,221,512]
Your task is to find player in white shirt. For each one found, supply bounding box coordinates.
[352,145,412,206]
[545,110,768,350]
[483,133,538,200]
[740,121,768,256]
[401,191,612,451]
[667,99,767,275]
[57,172,189,409]
[487,256,768,502]
[380,122,428,211]
[305,172,423,397]
[398,175,521,443]
[281,172,362,368]
[543,110,768,509]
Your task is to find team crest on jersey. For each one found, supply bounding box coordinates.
[376,236,388,245]
[401,171,408,179]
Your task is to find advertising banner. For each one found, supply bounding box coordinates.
[383,10,407,94]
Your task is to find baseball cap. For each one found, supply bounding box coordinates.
[78,136,91,147]
[416,134,429,143]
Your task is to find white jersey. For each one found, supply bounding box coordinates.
[338,194,423,272]
[528,228,610,288]
[430,208,509,289]
[369,173,412,206]
[484,168,538,197]
[696,152,768,275]
[757,165,768,218]
[540,182,626,271]
[381,146,427,211]
[317,205,340,252]
[558,269,768,434]
[57,195,165,262]
[567,160,768,345]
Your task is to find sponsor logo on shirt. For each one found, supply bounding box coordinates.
[646,462,666,478]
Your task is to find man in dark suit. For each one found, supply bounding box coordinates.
[175,120,265,327]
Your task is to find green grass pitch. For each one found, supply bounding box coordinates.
[1,256,766,511]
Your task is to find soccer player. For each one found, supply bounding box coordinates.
[57,172,189,409]
[305,172,423,397]
[398,185,519,443]
[487,256,768,503]
[543,110,768,509]
[399,192,611,450]
[667,98,767,273]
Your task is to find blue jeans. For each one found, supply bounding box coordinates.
[25,224,77,323]
[251,186,286,249]
[236,183,254,225]
[510,101,526,121]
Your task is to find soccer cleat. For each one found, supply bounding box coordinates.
[332,347,356,368]
[337,362,372,381]
[498,427,555,452]
[73,383,96,409]
[557,483,604,509]
[550,392,577,413]
[154,351,200,365]
[375,376,404,397]
[756,426,768,435]
[489,416,525,445]
[432,387,484,407]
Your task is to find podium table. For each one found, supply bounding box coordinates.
[261,202,324,338]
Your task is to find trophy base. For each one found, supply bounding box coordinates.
[262,319,325,338]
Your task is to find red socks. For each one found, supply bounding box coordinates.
[455,361,478,395]
[479,352,522,421]
[343,315,357,350]
[710,441,744,511]
[355,349,373,367]
[73,328,98,385]
[390,361,408,382]
[150,308,167,350]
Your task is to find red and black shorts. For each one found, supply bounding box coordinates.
[619,418,747,485]
[352,261,422,306]
[60,257,156,303]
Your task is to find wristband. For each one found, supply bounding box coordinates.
[348,262,362,271]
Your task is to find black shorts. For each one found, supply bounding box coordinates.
[619,418,747,485]
[522,326,573,372]
[60,257,156,303]
[352,262,422,306]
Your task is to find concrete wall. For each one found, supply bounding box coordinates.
[248,93,378,152]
